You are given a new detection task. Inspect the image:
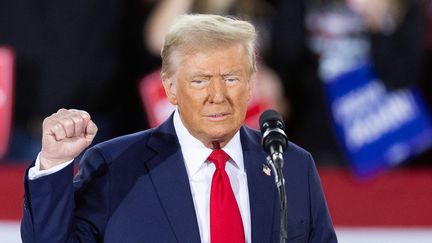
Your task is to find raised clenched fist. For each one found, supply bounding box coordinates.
[40,108,98,170]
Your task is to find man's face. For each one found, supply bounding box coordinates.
[163,44,252,148]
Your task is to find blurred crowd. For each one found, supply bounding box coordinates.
[0,0,431,166]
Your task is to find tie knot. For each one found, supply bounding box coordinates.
[208,149,229,170]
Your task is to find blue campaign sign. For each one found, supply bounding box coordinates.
[325,64,432,177]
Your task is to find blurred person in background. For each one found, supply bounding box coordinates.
[267,0,429,165]
[0,0,159,161]
[346,0,425,90]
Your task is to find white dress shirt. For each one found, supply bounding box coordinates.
[28,109,251,243]
[173,109,251,243]
[28,153,74,180]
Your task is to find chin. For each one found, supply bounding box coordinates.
[206,128,235,141]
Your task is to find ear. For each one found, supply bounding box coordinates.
[162,76,178,105]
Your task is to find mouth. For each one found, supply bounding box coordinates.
[204,113,230,121]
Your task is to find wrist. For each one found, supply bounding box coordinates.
[39,151,72,170]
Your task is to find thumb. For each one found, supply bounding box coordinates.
[85,120,98,144]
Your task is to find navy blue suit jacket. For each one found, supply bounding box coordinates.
[21,116,337,242]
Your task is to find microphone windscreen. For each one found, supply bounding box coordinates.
[259,109,284,133]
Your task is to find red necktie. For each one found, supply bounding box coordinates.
[208,149,245,243]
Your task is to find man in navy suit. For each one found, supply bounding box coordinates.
[21,14,337,242]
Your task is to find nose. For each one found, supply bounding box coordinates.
[208,78,227,104]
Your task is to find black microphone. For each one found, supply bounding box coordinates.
[259,109,288,161]
[259,109,289,243]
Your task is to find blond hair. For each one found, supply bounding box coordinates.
[161,14,257,78]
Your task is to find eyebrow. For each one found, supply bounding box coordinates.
[188,70,243,79]
[221,70,242,76]
[189,73,212,80]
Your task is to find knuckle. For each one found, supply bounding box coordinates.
[58,108,68,114]
[80,111,91,120]
[42,117,52,126]
[52,123,63,132]
[70,114,82,123]
[61,118,74,128]
[68,109,91,120]
[50,124,64,138]
[92,122,98,131]
[81,110,90,116]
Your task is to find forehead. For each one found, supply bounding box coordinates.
[173,44,250,76]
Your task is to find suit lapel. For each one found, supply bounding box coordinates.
[146,117,201,243]
[241,127,276,243]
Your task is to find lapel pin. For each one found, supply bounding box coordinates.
[262,164,272,176]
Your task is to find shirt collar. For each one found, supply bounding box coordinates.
[173,109,244,177]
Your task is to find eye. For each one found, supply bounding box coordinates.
[192,80,204,84]
[191,79,208,88]
[224,76,239,86]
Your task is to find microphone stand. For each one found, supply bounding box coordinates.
[267,145,287,243]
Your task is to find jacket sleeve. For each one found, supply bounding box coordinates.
[306,153,338,243]
[21,147,110,243]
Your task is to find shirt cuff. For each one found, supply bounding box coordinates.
[28,152,75,180]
